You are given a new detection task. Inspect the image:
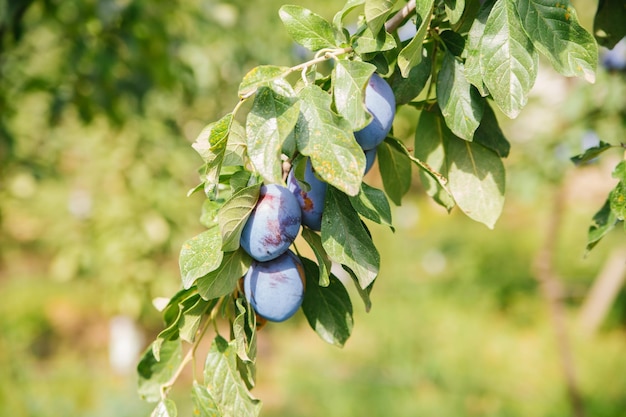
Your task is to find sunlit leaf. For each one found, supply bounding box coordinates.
[437,51,484,140]
[217,183,261,252]
[479,0,538,118]
[246,87,300,185]
[196,249,252,301]
[151,399,177,417]
[333,60,376,130]
[137,339,183,403]
[203,335,261,417]
[349,182,394,230]
[397,0,433,77]
[279,5,337,51]
[445,129,506,229]
[192,114,233,198]
[352,26,397,54]
[516,0,597,83]
[295,84,365,196]
[180,228,224,289]
[365,0,398,35]
[238,65,290,98]
[301,227,332,287]
[321,187,380,289]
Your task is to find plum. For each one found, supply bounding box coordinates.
[243,250,305,322]
[354,73,396,150]
[240,184,301,262]
[287,159,327,231]
[364,147,376,175]
[601,38,626,72]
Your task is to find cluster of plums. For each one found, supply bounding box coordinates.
[240,73,396,323]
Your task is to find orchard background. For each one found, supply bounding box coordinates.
[1,0,626,416]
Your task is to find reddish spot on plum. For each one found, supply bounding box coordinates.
[243,250,305,322]
[240,184,302,262]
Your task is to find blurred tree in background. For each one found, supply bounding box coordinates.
[0,0,625,416]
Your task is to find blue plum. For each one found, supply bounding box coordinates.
[601,38,626,71]
[287,159,327,231]
[354,73,396,150]
[243,250,305,322]
[364,147,377,175]
[240,184,301,262]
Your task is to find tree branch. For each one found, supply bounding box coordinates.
[385,0,417,33]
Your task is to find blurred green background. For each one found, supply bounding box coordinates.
[1,0,625,416]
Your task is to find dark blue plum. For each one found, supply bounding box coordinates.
[243,250,305,322]
[364,147,377,175]
[354,73,396,150]
[240,184,301,262]
[601,38,626,71]
[287,159,327,231]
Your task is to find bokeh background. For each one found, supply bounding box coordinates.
[1,0,625,416]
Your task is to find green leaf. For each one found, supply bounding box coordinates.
[178,296,212,343]
[232,297,257,364]
[349,182,394,230]
[223,121,248,167]
[343,265,374,312]
[151,399,177,417]
[238,65,290,98]
[279,5,337,51]
[137,339,183,403]
[586,197,619,253]
[218,184,261,250]
[217,183,261,252]
[200,199,223,229]
[295,84,365,196]
[473,101,511,158]
[445,129,506,229]
[479,0,538,118]
[180,228,224,289]
[365,0,398,35]
[389,47,432,104]
[196,249,252,301]
[333,0,366,37]
[437,51,484,140]
[516,0,597,83]
[397,0,433,78]
[192,382,221,417]
[610,163,626,220]
[464,0,495,96]
[570,141,613,165]
[301,227,332,287]
[444,0,465,25]
[192,114,233,198]
[203,335,261,417]
[439,30,466,57]
[377,139,412,205]
[154,292,200,360]
[301,258,354,347]
[352,26,397,54]
[321,187,380,289]
[246,87,301,185]
[594,0,626,49]
[414,111,456,211]
[333,60,376,130]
